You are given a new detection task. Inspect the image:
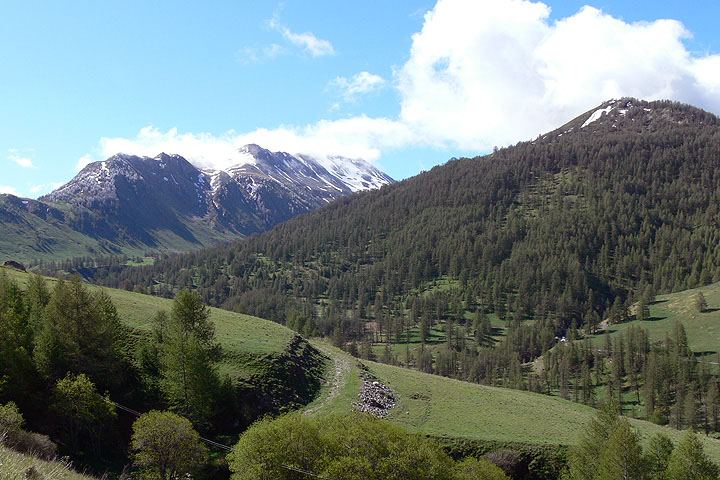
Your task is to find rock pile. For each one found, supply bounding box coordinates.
[352,362,397,418]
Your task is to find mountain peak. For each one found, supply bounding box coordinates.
[239,144,267,156]
[553,98,719,138]
[533,99,720,147]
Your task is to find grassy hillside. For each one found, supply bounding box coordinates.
[591,280,720,358]
[305,343,720,462]
[0,444,96,480]
[0,265,318,384]
[0,193,242,264]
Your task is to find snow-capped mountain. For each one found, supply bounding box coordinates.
[2,145,394,259]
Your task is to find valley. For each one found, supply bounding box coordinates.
[4,99,720,479]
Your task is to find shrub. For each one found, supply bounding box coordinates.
[0,401,24,437]
[0,402,57,460]
[131,410,207,480]
[12,431,58,460]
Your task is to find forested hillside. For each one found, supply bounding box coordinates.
[81,99,720,337]
[0,266,326,477]
[38,99,720,433]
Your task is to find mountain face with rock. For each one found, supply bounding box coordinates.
[0,145,394,262]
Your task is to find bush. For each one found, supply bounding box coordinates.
[0,401,24,437]
[228,413,502,480]
[131,410,207,480]
[0,401,57,460]
[11,430,58,460]
[454,457,509,479]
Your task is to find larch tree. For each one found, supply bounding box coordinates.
[158,289,221,428]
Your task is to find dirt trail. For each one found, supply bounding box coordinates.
[304,344,351,415]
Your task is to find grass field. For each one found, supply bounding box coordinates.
[0,445,96,480]
[306,343,720,462]
[0,265,295,381]
[589,280,720,358]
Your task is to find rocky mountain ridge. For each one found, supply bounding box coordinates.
[0,145,394,262]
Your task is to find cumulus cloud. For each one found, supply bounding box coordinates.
[268,17,335,57]
[0,185,19,196]
[75,154,95,171]
[329,72,386,102]
[396,0,720,150]
[99,118,414,171]
[85,0,720,173]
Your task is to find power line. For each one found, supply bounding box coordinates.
[106,398,339,477]
[104,398,232,451]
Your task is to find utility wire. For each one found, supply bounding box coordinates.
[105,398,340,478]
[104,398,233,452]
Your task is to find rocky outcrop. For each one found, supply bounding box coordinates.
[353,362,397,418]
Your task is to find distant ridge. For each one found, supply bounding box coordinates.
[0,145,394,262]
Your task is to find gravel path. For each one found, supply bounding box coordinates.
[304,345,351,416]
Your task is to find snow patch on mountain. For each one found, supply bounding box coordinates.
[582,103,616,128]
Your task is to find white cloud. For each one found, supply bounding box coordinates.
[329,72,386,102]
[99,118,415,171]
[395,0,720,150]
[7,150,36,169]
[75,154,95,171]
[268,17,335,57]
[12,156,35,168]
[86,0,720,174]
[237,43,286,64]
[29,182,63,195]
[0,185,19,196]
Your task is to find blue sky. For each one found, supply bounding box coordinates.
[2,0,720,198]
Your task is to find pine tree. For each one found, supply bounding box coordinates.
[596,418,646,480]
[666,430,719,479]
[695,292,708,313]
[159,289,220,428]
[645,433,674,480]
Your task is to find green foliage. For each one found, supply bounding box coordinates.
[645,433,674,480]
[130,410,207,480]
[0,402,24,438]
[228,413,466,480]
[34,277,131,393]
[566,402,720,480]
[596,418,646,480]
[0,272,36,407]
[666,430,720,480]
[51,373,116,456]
[453,457,509,480]
[566,402,622,479]
[695,292,708,313]
[157,289,221,428]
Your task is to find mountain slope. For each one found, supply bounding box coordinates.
[1,265,326,415]
[592,278,720,358]
[0,444,97,480]
[304,346,720,462]
[99,98,720,346]
[0,146,393,262]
